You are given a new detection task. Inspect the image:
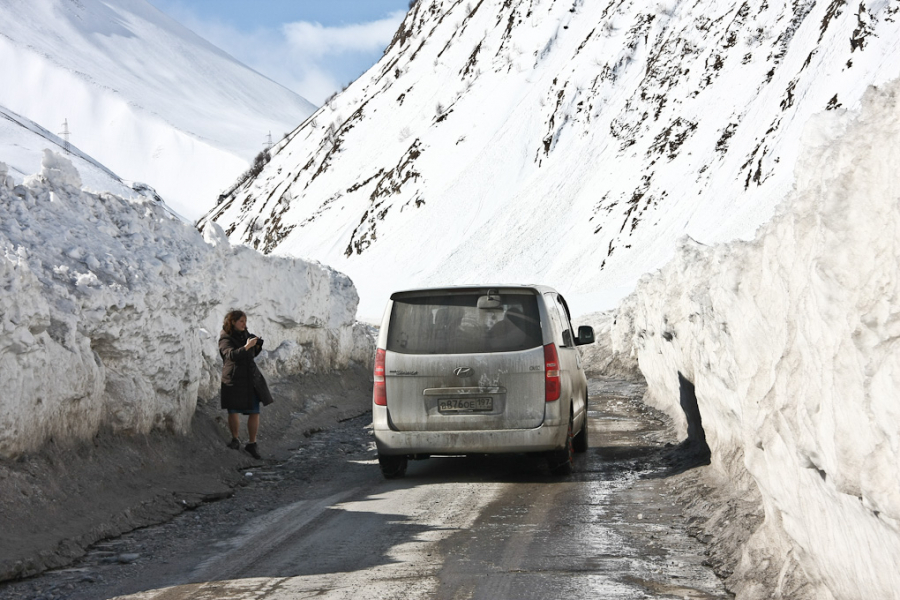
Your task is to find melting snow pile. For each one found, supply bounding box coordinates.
[0,151,372,459]
[613,81,900,600]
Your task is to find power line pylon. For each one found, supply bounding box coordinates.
[58,119,71,154]
[263,131,273,152]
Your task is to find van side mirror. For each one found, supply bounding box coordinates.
[575,325,595,346]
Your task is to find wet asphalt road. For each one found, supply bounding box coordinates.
[2,379,729,600]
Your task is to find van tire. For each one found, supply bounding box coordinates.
[378,454,408,479]
[549,415,574,476]
[573,402,588,453]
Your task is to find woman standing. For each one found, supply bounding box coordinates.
[219,310,273,459]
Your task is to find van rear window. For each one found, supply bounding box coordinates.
[387,293,542,355]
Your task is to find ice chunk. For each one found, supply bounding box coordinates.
[41,149,82,190]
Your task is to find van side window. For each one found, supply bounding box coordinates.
[555,295,575,347]
[544,293,566,347]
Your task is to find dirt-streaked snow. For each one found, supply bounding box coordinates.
[0,0,316,220]
[613,80,900,600]
[0,152,372,459]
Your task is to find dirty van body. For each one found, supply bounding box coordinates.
[372,285,595,478]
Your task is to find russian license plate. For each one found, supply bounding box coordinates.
[438,397,493,413]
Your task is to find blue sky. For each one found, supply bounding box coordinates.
[148,0,411,105]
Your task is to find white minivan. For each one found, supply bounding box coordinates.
[372,285,595,478]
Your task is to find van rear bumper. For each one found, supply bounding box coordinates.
[373,420,569,455]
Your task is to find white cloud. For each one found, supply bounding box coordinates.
[162,8,407,106]
[288,67,342,109]
[283,11,407,57]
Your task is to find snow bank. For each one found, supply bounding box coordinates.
[0,151,373,459]
[576,311,641,380]
[612,81,900,600]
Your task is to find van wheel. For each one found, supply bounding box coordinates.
[378,454,408,479]
[573,408,588,454]
[549,415,574,476]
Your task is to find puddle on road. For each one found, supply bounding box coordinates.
[424,379,729,600]
[626,575,725,600]
[574,383,726,600]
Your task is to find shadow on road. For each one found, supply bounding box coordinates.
[571,442,709,482]
[229,504,434,579]
[400,452,569,484]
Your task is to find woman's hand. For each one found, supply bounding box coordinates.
[244,337,259,350]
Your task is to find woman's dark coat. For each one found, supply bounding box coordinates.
[219,329,273,410]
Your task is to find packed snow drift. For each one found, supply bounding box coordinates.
[612,80,900,600]
[0,0,316,219]
[0,152,372,459]
[202,0,900,320]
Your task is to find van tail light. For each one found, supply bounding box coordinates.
[373,348,387,406]
[544,343,561,402]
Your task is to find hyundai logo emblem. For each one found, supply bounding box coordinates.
[454,367,473,378]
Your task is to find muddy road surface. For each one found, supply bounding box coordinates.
[2,379,728,600]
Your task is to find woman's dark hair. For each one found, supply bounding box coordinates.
[222,310,246,334]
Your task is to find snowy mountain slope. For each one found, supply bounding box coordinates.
[0,0,316,220]
[0,104,161,203]
[612,79,900,600]
[201,0,900,319]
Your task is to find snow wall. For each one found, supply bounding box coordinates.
[576,311,641,381]
[612,81,900,600]
[0,152,374,459]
